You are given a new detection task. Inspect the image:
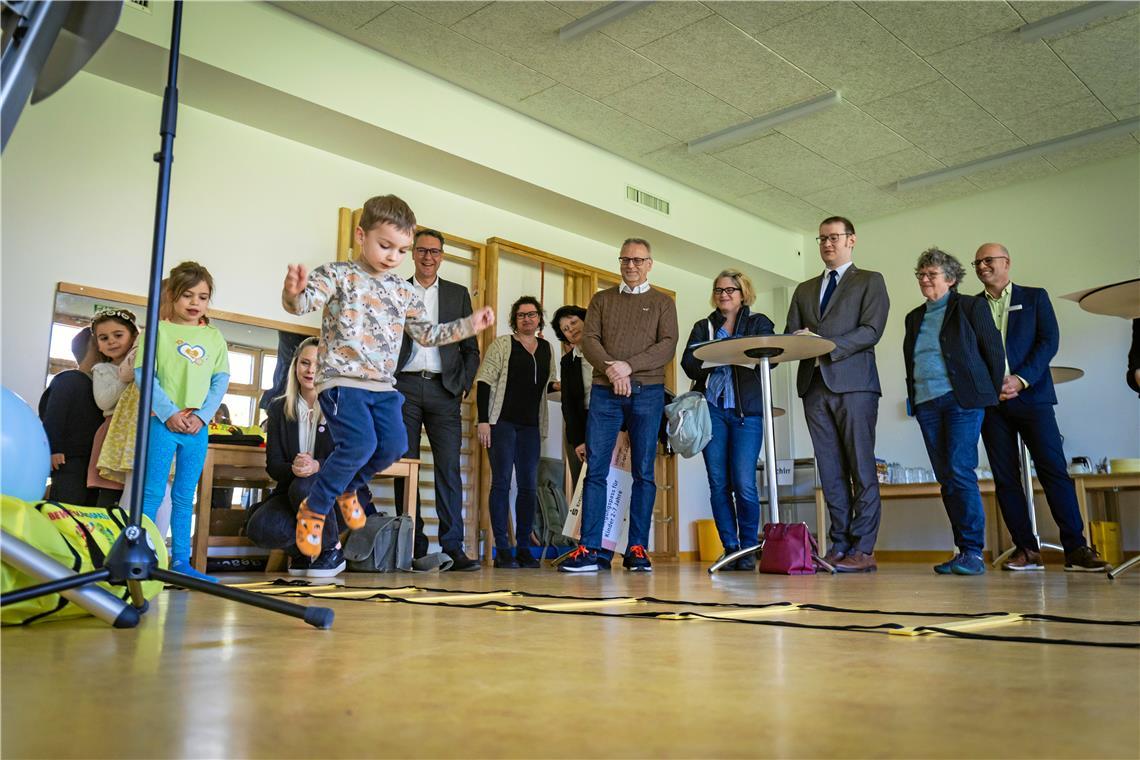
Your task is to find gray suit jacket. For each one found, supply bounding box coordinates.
[785,264,890,397]
[396,277,481,397]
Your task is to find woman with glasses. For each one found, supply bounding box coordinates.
[681,270,775,571]
[475,296,556,568]
[903,248,1004,576]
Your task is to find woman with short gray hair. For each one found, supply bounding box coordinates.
[902,247,1005,576]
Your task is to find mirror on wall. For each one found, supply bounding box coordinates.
[47,284,316,427]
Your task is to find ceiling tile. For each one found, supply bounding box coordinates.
[862,78,1015,159]
[642,143,772,198]
[716,133,858,195]
[1000,95,1118,144]
[926,33,1091,121]
[848,146,944,187]
[962,157,1058,189]
[756,3,941,104]
[602,72,750,141]
[1044,134,1140,170]
[602,2,713,49]
[549,1,608,19]
[859,1,1023,56]
[941,137,1026,166]
[451,2,662,99]
[639,15,826,116]
[1049,12,1140,111]
[516,85,676,159]
[802,179,908,220]
[775,102,911,166]
[1009,2,1085,24]
[704,1,829,35]
[357,6,554,102]
[274,1,392,29]
[734,185,829,232]
[398,1,489,26]
[1115,103,1140,119]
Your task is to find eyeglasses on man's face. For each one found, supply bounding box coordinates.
[915,270,944,282]
[414,246,443,257]
[713,287,741,296]
[618,257,651,267]
[816,232,853,245]
[972,256,1008,269]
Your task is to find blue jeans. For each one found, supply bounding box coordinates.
[141,417,208,563]
[488,420,540,552]
[308,387,405,516]
[702,404,763,550]
[915,393,986,555]
[582,383,664,557]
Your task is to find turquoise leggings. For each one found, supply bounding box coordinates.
[141,416,208,563]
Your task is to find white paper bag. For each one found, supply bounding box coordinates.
[561,431,632,553]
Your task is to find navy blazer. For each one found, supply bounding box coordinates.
[903,291,1005,410]
[264,396,333,497]
[680,306,776,418]
[975,284,1059,405]
[396,277,481,398]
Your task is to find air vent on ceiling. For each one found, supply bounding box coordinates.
[626,185,670,216]
[127,0,151,13]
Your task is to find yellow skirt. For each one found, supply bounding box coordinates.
[97,383,139,484]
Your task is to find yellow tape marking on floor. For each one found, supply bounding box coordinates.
[407,591,517,604]
[890,613,1024,636]
[252,584,341,595]
[701,605,803,620]
[527,597,639,611]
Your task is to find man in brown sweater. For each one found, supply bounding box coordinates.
[560,238,678,573]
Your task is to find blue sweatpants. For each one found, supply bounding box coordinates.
[307,386,406,516]
[141,417,208,563]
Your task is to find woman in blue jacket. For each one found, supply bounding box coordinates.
[681,270,775,571]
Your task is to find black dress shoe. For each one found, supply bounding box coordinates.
[445,552,482,572]
[516,546,540,568]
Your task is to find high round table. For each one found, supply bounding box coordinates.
[692,334,835,574]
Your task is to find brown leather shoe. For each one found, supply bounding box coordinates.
[1002,547,1044,571]
[835,550,877,573]
[822,548,846,566]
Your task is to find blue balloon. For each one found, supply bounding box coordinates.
[1,386,51,502]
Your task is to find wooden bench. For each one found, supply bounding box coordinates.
[190,442,419,572]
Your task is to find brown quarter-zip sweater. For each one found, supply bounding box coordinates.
[580,285,678,387]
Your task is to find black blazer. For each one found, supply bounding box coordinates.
[560,350,588,448]
[1129,319,1140,396]
[680,306,776,418]
[264,396,333,497]
[903,291,1005,410]
[396,277,480,397]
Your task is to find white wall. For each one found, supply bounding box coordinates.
[801,154,1140,551]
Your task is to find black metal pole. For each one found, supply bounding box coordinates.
[126,0,183,527]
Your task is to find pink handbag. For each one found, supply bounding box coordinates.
[759,522,818,575]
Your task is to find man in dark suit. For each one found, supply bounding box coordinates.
[973,243,1109,572]
[394,229,481,571]
[786,216,889,573]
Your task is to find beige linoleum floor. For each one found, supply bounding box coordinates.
[3,561,1138,759]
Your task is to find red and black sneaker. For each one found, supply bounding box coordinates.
[622,544,652,572]
[558,545,599,573]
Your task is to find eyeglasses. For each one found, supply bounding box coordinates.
[816,232,853,245]
[516,311,541,320]
[972,256,1008,269]
[914,271,943,282]
[414,247,443,257]
[713,287,741,296]
[618,257,651,267]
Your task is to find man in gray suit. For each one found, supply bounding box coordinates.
[786,216,889,573]
[394,229,482,571]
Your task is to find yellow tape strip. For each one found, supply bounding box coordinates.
[890,613,1024,637]
[407,591,517,604]
[526,597,639,611]
[701,605,803,620]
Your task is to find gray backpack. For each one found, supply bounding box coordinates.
[664,391,713,458]
[344,513,454,573]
